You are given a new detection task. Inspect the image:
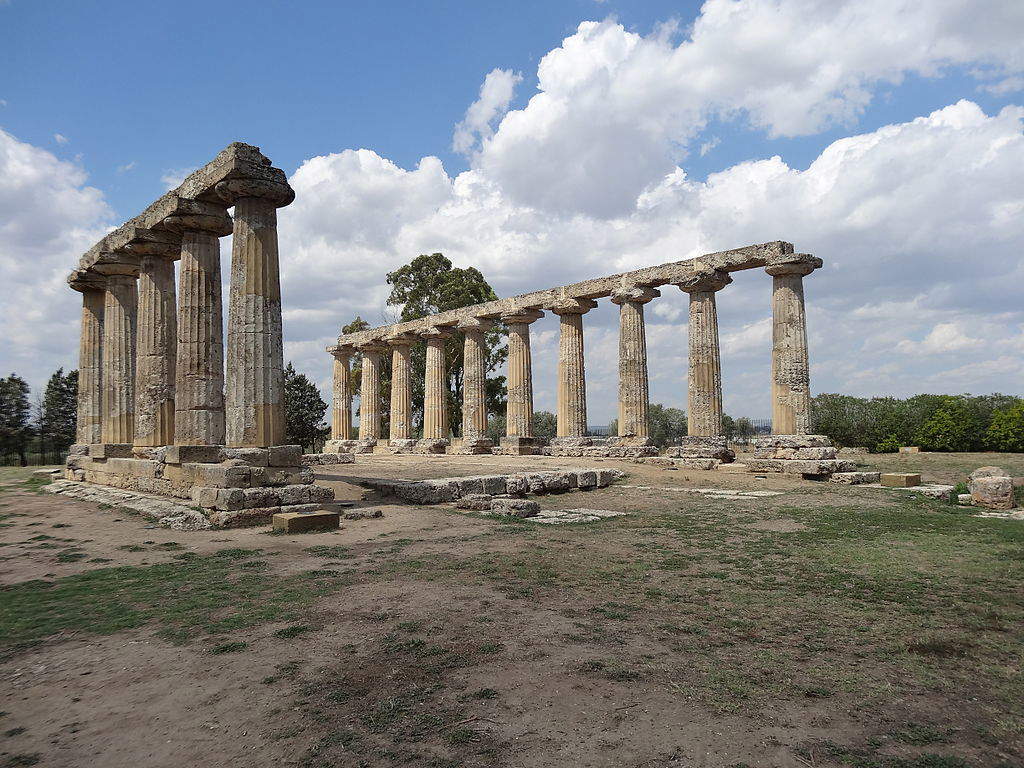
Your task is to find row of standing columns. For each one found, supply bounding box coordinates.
[330,256,820,445]
[72,180,295,450]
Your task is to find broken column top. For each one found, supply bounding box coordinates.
[68,143,292,287]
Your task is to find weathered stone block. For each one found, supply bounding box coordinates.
[525,473,548,494]
[300,452,355,465]
[490,498,541,518]
[496,436,541,456]
[279,484,334,506]
[209,507,279,528]
[89,443,134,459]
[479,475,508,495]
[252,466,312,487]
[269,445,303,467]
[221,447,270,466]
[505,475,529,496]
[969,474,1014,510]
[544,472,572,493]
[185,462,252,488]
[272,510,340,533]
[829,471,881,484]
[880,473,921,487]
[574,470,598,489]
[753,435,833,449]
[752,446,838,460]
[898,446,921,453]
[677,458,719,470]
[455,493,493,511]
[164,445,224,465]
[666,436,734,461]
[595,469,617,487]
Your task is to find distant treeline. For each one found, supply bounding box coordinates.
[810,393,1024,453]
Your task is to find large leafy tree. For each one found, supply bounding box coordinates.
[986,402,1024,452]
[607,404,686,447]
[0,374,33,465]
[283,362,329,452]
[39,368,78,453]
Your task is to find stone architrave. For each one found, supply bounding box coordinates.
[70,277,105,445]
[356,343,387,443]
[765,253,822,436]
[676,266,731,437]
[610,285,660,443]
[457,317,494,453]
[216,177,295,448]
[385,334,417,444]
[129,232,181,447]
[550,297,598,441]
[422,327,453,442]
[330,345,354,441]
[164,203,233,446]
[99,272,139,444]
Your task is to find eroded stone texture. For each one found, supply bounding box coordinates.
[766,253,821,435]
[219,178,294,448]
[500,309,543,455]
[969,466,1015,510]
[331,346,354,441]
[134,253,178,446]
[611,285,659,443]
[458,317,493,453]
[676,266,731,437]
[357,343,386,442]
[551,297,597,440]
[386,335,415,443]
[100,274,138,444]
[422,327,452,442]
[73,285,105,445]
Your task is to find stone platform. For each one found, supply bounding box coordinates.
[746,435,851,478]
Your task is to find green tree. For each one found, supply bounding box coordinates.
[0,374,33,465]
[647,404,687,447]
[532,411,557,438]
[986,402,1024,452]
[914,397,986,452]
[734,417,755,444]
[721,414,736,442]
[39,368,78,454]
[283,362,329,452]
[385,253,507,434]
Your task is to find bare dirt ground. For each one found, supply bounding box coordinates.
[1,451,1022,768]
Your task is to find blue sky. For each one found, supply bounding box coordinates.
[1,0,1023,421]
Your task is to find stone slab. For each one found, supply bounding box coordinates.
[753,435,833,449]
[272,510,341,533]
[830,471,881,485]
[301,452,355,465]
[880,473,922,487]
[89,443,134,459]
[165,445,224,465]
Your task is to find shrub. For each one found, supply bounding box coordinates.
[986,403,1024,453]
[914,399,986,452]
[873,434,900,453]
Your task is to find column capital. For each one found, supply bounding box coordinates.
[125,228,182,259]
[610,284,661,305]
[384,332,418,348]
[765,253,822,277]
[215,178,295,207]
[548,297,598,316]
[161,199,233,237]
[328,344,355,359]
[675,266,731,294]
[420,325,455,340]
[500,308,544,324]
[456,316,494,333]
[68,269,107,293]
[92,251,140,277]
[354,340,388,354]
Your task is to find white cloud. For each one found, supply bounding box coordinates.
[53,133,68,145]
[895,322,981,356]
[452,68,522,155]
[160,167,196,190]
[699,137,719,156]
[980,75,1024,95]
[117,161,137,173]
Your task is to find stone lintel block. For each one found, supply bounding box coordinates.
[268,445,303,467]
[165,444,225,465]
[221,447,270,466]
[490,498,541,518]
[880,473,922,487]
[829,471,881,485]
[89,443,134,459]
[752,446,838,460]
[753,435,833,450]
[272,510,341,533]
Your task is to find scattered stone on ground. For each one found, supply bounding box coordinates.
[880,472,922,487]
[830,471,881,484]
[272,510,341,533]
[969,466,1016,510]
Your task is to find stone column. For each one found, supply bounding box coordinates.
[356,343,385,445]
[456,317,493,454]
[72,283,105,445]
[100,273,138,445]
[330,346,354,442]
[550,298,597,442]
[165,205,232,446]
[386,334,416,449]
[498,309,543,456]
[766,253,822,435]
[130,234,180,448]
[216,178,295,448]
[677,267,731,437]
[421,327,453,449]
[610,285,660,444]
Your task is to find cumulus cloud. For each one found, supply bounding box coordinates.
[452,68,522,154]
[53,133,68,145]
[160,167,196,190]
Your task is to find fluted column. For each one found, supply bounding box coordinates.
[457,317,493,452]
[497,309,543,455]
[766,254,822,435]
[165,206,232,445]
[357,343,385,442]
[216,178,295,448]
[386,335,415,443]
[677,267,731,437]
[131,233,180,447]
[330,346,354,441]
[73,285,105,444]
[422,327,453,442]
[100,273,138,444]
[550,298,597,440]
[610,285,660,442]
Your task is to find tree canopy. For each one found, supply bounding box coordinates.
[0,374,33,465]
[39,368,78,452]
[283,362,329,451]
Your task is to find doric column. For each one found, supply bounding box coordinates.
[330,346,354,441]
[498,309,543,455]
[456,317,493,453]
[422,327,453,442]
[164,204,232,446]
[610,285,660,442]
[356,342,386,443]
[677,267,731,437]
[71,280,105,445]
[550,298,597,440]
[99,273,138,444]
[766,253,822,435]
[386,334,416,444]
[129,232,181,447]
[216,178,295,448]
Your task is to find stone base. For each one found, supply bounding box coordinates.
[747,458,854,477]
[324,439,375,454]
[301,452,355,466]
[387,438,419,454]
[665,436,735,463]
[549,436,593,448]
[495,436,543,456]
[414,439,450,454]
[272,510,341,533]
[88,443,134,459]
[749,435,840,476]
[451,437,494,455]
[881,472,922,487]
[545,436,656,458]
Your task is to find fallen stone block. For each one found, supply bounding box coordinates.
[544,472,573,493]
[343,509,383,520]
[969,469,1014,510]
[272,510,340,533]
[830,471,881,485]
[898,446,921,453]
[300,452,355,465]
[490,498,541,518]
[676,458,719,470]
[574,469,598,489]
[455,493,493,511]
[753,446,838,460]
[957,493,974,506]
[881,473,922,488]
[505,474,529,496]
